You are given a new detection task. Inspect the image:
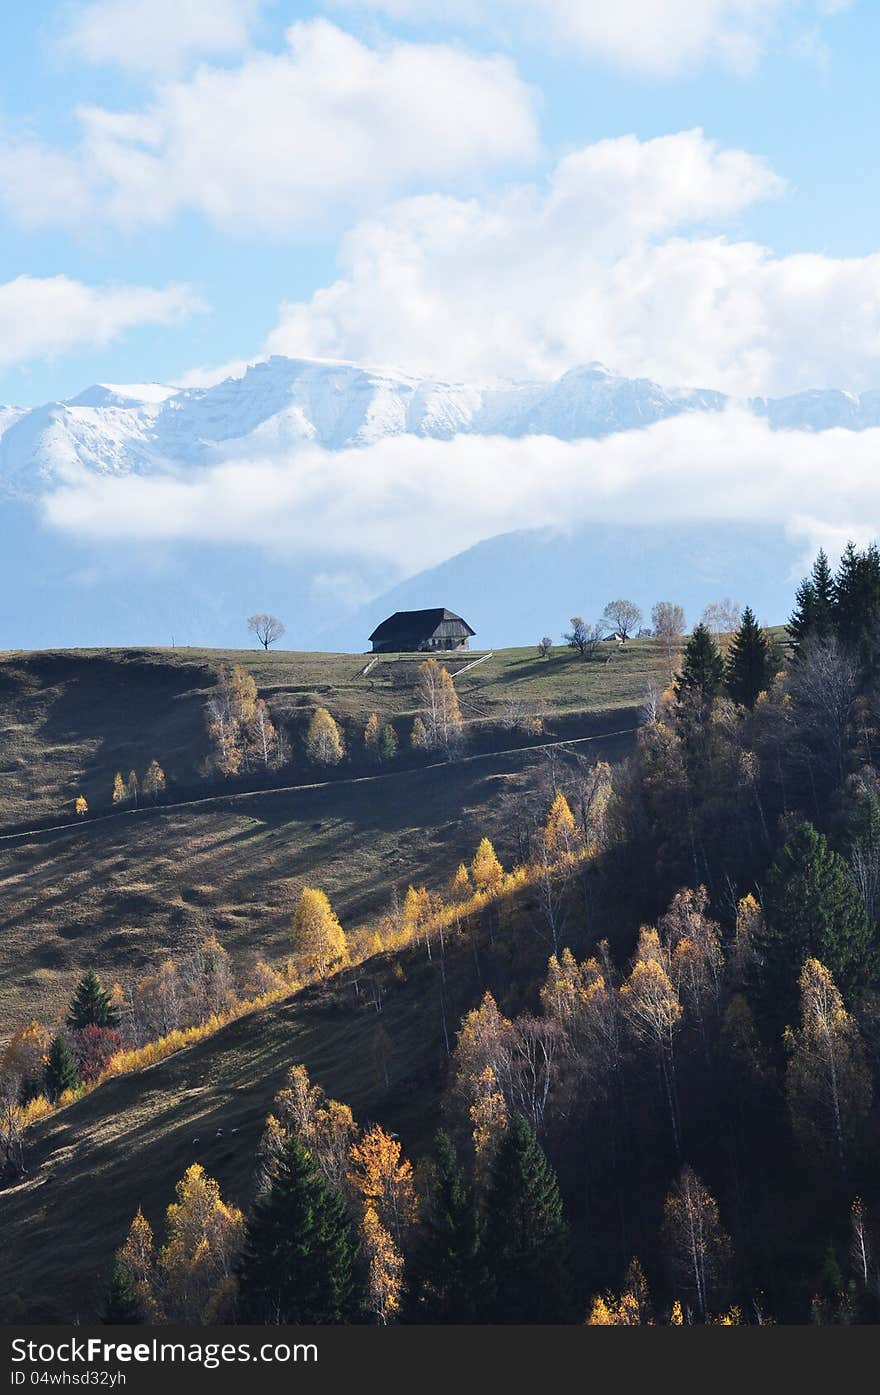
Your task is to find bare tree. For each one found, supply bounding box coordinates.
[701,598,740,653]
[652,602,686,670]
[603,599,643,643]
[788,634,860,781]
[537,636,553,659]
[247,614,286,650]
[564,616,605,660]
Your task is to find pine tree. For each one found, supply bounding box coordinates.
[761,822,876,1022]
[378,724,398,762]
[833,541,880,651]
[237,1134,358,1324]
[44,1034,80,1101]
[407,1130,483,1322]
[675,623,725,714]
[726,606,774,708]
[481,1114,571,1323]
[788,550,835,653]
[100,1261,143,1324]
[67,969,119,1030]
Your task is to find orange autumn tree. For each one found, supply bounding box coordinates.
[348,1124,417,1244]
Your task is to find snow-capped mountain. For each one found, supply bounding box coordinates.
[4,355,880,496]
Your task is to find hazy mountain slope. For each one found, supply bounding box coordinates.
[320,521,806,650]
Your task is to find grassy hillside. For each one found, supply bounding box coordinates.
[0,641,660,827]
[0,714,635,1044]
[0,891,556,1323]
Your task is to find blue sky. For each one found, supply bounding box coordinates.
[1,0,878,405]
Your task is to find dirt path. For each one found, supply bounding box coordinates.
[0,725,638,846]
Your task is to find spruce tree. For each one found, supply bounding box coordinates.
[406,1130,483,1323]
[726,606,774,708]
[761,821,876,1023]
[833,542,880,651]
[788,550,836,654]
[482,1114,571,1323]
[237,1134,358,1324]
[67,969,118,1031]
[675,623,725,714]
[100,1262,143,1324]
[44,1034,80,1101]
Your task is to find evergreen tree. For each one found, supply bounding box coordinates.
[726,606,774,708]
[67,968,118,1031]
[833,541,880,652]
[100,1261,143,1324]
[237,1134,358,1324]
[406,1130,483,1323]
[481,1114,571,1323]
[44,1034,80,1101]
[761,822,876,1022]
[788,550,836,653]
[675,623,725,713]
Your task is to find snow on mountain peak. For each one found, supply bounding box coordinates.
[4,355,880,498]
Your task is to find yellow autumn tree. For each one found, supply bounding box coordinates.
[361,1205,404,1324]
[74,794,88,817]
[306,707,345,766]
[349,1124,417,1243]
[291,887,348,978]
[621,929,683,1154]
[785,957,872,1169]
[471,837,504,894]
[662,1165,729,1322]
[117,1208,160,1321]
[543,790,580,861]
[268,1063,358,1193]
[157,1164,245,1323]
[587,1258,652,1325]
[411,715,429,751]
[142,760,166,802]
[415,657,463,752]
[1,1020,50,1098]
[364,712,381,759]
[450,863,471,900]
[469,1064,509,1180]
[112,772,126,804]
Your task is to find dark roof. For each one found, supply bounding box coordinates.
[369,608,475,643]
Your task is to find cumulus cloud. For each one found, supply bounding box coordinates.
[0,275,199,370]
[62,0,263,76]
[0,21,537,233]
[41,410,880,579]
[330,0,846,75]
[263,129,880,395]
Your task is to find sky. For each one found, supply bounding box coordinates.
[2,0,880,407]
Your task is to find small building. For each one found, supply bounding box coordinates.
[368,608,475,654]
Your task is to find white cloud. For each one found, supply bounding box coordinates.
[0,275,199,369]
[62,0,263,76]
[263,129,880,395]
[1,20,537,233]
[330,0,845,75]
[41,410,880,579]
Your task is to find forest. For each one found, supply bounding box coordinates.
[5,544,880,1325]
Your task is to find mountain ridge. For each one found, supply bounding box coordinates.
[4,355,880,497]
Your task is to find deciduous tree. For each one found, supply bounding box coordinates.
[305,707,345,766]
[247,613,286,650]
[662,1165,729,1321]
[291,888,347,979]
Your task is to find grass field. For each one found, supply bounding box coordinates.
[0,641,661,827]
